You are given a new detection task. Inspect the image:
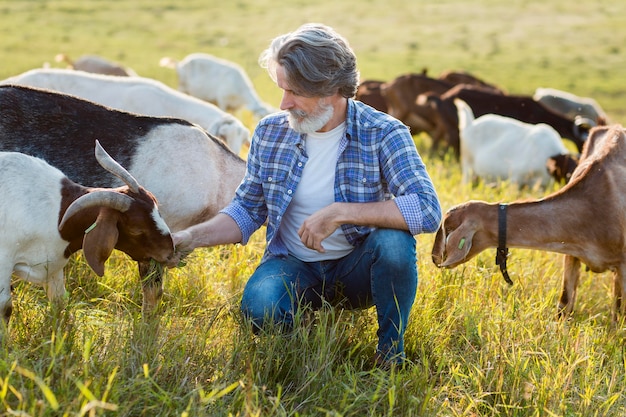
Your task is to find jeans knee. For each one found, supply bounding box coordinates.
[367,229,416,267]
[240,274,296,331]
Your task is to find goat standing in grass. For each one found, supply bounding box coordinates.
[432,124,626,321]
[0,141,177,336]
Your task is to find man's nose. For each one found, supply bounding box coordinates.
[280,92,294,110]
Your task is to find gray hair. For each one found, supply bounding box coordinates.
[259,23,359,98]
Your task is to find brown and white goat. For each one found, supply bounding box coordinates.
[0,141,176,334]
[0,85,246,313]
[431,124,626,320]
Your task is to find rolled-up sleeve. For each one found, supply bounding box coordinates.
[379,124,442,235]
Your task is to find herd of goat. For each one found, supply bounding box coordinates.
[0,52,624,339]
[356,69,607,187]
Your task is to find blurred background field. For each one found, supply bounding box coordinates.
[1,1,625,416]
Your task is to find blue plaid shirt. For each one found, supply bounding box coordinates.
[220,99,442,260]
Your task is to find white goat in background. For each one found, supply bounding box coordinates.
[160,53,276,119]
[456,98,570,188]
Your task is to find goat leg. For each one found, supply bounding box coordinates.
[612,264,626,322]
[559,255,581,317]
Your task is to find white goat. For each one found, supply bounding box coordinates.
[533,87,608,123]
[1,68,250,154]
[54,53,138,77]
[160,53,276,118]
[0,84,247,312]
[0,141,176,333]
[456,98,570,188]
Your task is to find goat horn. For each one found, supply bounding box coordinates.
[59,191,134,229]
[94,140,140,194]
[574,116,596,128]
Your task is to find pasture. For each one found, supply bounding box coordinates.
[1,0,625,416]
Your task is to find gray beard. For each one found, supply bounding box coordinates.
[288,102,334,133]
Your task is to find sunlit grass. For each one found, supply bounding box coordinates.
[1,0,626,415]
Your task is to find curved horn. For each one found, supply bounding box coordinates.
[574,116,596,128]
[94,140,140,194]
[572,116,595,140]
[59,191,134,229]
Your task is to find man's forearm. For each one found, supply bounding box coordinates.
[174,213,243,251]
[334,201,409,230]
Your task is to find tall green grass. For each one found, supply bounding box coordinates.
[1,1,625,415]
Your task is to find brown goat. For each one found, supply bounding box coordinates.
[437,70,503,92]
[380,73,454,136]
[431,124,626,320]
[355,80,388,112]
[55,53,136,76]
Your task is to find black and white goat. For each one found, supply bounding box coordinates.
[0,68,251,154]
[0,85,247,312]
[0,141,176,333]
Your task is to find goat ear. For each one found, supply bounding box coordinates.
[440,226,475,267]
[431,224,446,266]
[82,210,119,277]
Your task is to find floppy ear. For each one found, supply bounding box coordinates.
[431,225,446,266]
[440,224,476,268]
[82,210,119,277]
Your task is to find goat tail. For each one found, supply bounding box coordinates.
[159,56,178,69]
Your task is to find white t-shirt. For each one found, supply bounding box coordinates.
[280,122,353,261]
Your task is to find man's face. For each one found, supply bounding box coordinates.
[276,65,333,133]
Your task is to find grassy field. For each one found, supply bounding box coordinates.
[1,0,626,416]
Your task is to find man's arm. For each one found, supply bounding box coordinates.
[298,201,406,253]
[172,213,243,253]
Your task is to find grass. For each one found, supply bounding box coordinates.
[1,0,626,415]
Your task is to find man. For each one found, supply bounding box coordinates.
[171,23,442,366]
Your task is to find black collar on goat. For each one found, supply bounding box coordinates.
[495,204,513,285]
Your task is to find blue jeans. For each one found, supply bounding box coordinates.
[240,229,418,362]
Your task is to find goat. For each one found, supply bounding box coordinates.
[456,98,570,188]
[0,68,250,155]
[0,85,247,312]
[0,140,176,334]
[420,84,595,158]
[380,73,455,135]
[355,79,388,112]
[431,124,626,320]
[546,153,580,184]
[54,53,137,77]
[437,70,503,93]
[380,73,505,154]
[159,53,276,119]
[533,87,608,123]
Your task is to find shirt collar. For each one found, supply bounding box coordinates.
[345,98,358,140]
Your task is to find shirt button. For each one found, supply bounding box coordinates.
[362,178,367,183]
[287,189,292,194]
[297,162,302,167]
[268,177,273,182]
